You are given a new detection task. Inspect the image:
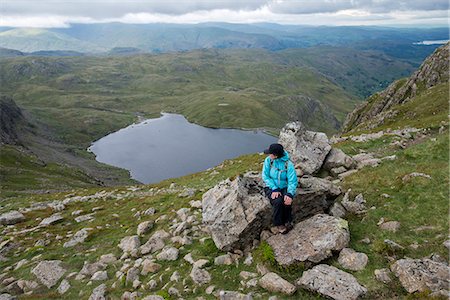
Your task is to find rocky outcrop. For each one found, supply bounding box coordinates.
[266,214,350,266]
[390,258,450,294]
[202,172,271,251]
[0,96,24,145]
[343,43,449,132]
[297,264,367,300]
[278,122,331,175]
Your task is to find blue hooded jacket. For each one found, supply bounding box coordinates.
[262,150,298,198]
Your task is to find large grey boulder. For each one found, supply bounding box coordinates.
[297,264,367,300]
[294,176,341,222]
[323,148,356,171]
[31,260,66,288]
[278,122,331,175]
[0,211,25,225]
[390,258,450,294]
[202,172,271,251]
[266,214,349,267]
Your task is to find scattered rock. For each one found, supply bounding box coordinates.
[190,267,211,285]
[98,253,117,265]
[189,200,202,209]
[338,248,368,271]
[214,254,233,265]
[443,240,450,250]
[297,264,367,300]
[330,166,347,177]
[77,261,106,279]
[118,236,140,256]
[137,221,154,236]
[341,191,366,214]
[266,214,349,266]
[57,279,70,294]
[141,259,161,275]
[39,213,64,226]
[329,201,346,219]
[278,121,331,175]
[126,267,140,285]
[31,260,66,288]
[178,188,196,198]
[218,290,252,300]
[259,272,296,295]
[323,148,356,171]
[402,172,432,182]
[0,294,16,300]
[379,221,401,232]
[338,169,358,179]
[91,271,108,281]
[374,268,391,284]
[202,172,271,251]
[140,230,169,255]
[0,211,25,225]
[156,247,179,261]
[384,239,405,252]
[353,153,381,169]
[391,258,450,293]
[142,296,164,300]
[75,213,96,223]
[89,283,107,300]
[64,228,91,247]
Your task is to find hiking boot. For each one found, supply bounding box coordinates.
[278,225,287,234]
[283,222,293,234]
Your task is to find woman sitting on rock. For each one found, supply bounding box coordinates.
[262,143,298,234]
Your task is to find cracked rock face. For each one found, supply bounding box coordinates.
[202,172,271,251]
[390,258,450,294]
[297,264,367,300]
[278,121,331,175]
[294,176,341,222]
[266,214,350,266]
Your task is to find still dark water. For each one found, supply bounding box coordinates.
[88,113,277,184]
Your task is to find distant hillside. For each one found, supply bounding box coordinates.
[0,95,137,198]
[342,43,449,133]
[0,28,105,53]
[0,23,447,63]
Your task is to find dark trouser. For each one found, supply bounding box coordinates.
[264,187,293,226]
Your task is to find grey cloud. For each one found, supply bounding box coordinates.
[2,0,267,18]
[3,0,448,19]
[269,0,449,15]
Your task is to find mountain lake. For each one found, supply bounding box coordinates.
[88,113,277,184]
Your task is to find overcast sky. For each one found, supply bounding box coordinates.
[1,0,449,28]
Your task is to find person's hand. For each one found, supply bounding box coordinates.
[271,191,282,199]
[284,195,293,205]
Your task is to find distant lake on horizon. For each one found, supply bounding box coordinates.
[88,113,277,184]
[413,39,449,45]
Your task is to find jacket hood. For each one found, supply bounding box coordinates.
[275,150,290,161]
